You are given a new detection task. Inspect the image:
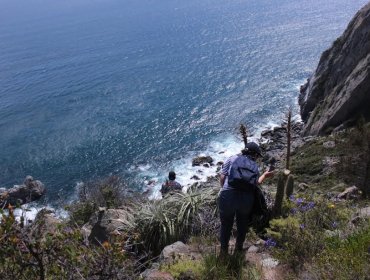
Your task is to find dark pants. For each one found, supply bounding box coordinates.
[218,189,254,252]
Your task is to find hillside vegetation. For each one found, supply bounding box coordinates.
[0,122,369,279]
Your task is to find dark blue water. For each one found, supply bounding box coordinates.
[0,0,368,203]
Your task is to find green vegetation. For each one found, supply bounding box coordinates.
[136,187,219,255]
[160,259,204,279]
[312,224,370,280]
[202,253,261,280]
[67,176,140,226]
[0,124,369,279]
[267,194,353,270]
[161,251,261,280]
[291,122,370,196]
[0,207,135,279]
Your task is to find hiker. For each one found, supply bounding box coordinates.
[160,171,182,196]
[219,142,274,254]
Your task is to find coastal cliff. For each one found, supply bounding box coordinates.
[299,2,370,135]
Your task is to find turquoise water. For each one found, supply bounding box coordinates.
[0,0,367,203]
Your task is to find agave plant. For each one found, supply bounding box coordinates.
[135,200,178,254]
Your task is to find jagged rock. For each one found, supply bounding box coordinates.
[261,129,272,137]
[259,121,303,164]
[192,156,213,166]
[0,176,46,208]
[86,207,134,244]
[203,163,210,168]
[141,269,174,280]
[189,176,219,190]
[255,239,266,246]
[29,209,62,239]
[359,206,370,218]
[322,156,340,175]
[247,245,259,253]
[351,207,370,225]
[337,186,360,200]
[261,257,279,268]
[323,141,336,148]
[299,2,370,135]
[190,175,200,180]
[297,183,309,192]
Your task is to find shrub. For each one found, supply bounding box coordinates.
[78,175,129,208]
[0,207,136,279]
[202,253,261,280]
[160,259,204,279]
[67,201,96,226]
[68,175,142,226]
[310,221,370,280]
[267,195,353,270]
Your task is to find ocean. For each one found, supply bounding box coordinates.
[0,0,368,209]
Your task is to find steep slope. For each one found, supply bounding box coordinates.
[299,2,370,135]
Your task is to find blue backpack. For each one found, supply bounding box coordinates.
[228,155,259,190]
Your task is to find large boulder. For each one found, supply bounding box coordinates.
[85,207,134,244]
[160,241,202,264]
[299,2,370,135]
[0,176,45,208]
[29,209,62,240]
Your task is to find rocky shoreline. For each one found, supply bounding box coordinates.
[188,120,305,189]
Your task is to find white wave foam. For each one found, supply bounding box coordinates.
[141,118,282,200]
[13,204,68,224]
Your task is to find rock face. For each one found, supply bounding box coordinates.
[0,176,46,208]
[299,3,370,135]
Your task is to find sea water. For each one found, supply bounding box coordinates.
[0,0,368,210]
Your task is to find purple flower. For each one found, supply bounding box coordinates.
[296,198,304,204]
[289,195,295,201]
[307,201,315,209]
[299,201,315,212]
[331,221,338,228]
[265,238,277,247]
[290,208,298,214]
[299,224,305,229]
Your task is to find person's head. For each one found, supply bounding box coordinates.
[241,142,262,160]
[168,171,176,180]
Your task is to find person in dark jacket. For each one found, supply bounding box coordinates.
[161,171,182,196]
[219,142,274,254]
